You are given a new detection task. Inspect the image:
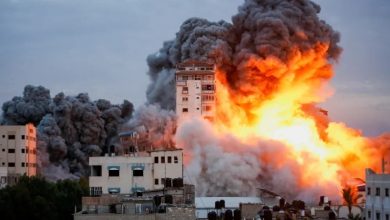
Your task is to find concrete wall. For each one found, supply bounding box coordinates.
[240,203,263,220]
[0,124,37,179]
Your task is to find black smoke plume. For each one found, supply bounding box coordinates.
[1,85,133,180]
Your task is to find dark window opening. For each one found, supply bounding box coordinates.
[21,162,25,167]
[386,214,389,220]
[368,211,371,219]
[161,178,165,185]
[376,213,380,220]
[108,170,119,177]
[2,149,5,152]
[161,156,165,163]
[133,170,143,177]
[8,135,15,140]
[8,163,15,167]
[182,87,188,94]
[386,188,389,197]
[8,149,15,153]
[182,108,188,113]
[155,178,159,185]
[367,187,371,195]
[168,156,172,163]
[21,135,25,139]
[174,156,178,163]
[21,149,25,153]
[376,187,380,196]
[91,165,102,176]
[154,156,159,163]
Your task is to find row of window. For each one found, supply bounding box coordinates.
[181,84,215,94]
[176,66,213,71]
[181,95,215,102]
[367,211,389,220]
[5,162,37,167]
[367,187,389,196]
[182,105,212,113]
[1,135,36,141]
[154,156,178,164]
[1,148,36,154]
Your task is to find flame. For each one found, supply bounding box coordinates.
[207,42,380,195]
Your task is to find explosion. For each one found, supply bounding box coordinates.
[147,0,390,201]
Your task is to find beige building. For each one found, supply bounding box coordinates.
[365,168,390,220]
[175,60,216,121]
[0,123,37,186]
[89,149,183,195]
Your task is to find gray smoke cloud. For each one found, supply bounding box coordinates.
[1,85,134,180]
[144,0,345,200]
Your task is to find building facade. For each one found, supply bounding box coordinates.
[89,149,183,195]
[175,60,216,121]
[365,168,390,220]
[0,123,37,187]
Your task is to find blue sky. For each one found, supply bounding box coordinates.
[0,0,389,136]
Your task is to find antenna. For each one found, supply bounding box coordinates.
[382,157,387,174]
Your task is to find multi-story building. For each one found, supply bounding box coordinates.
[88,148,183,195]
[175,60,216,121]
[365,168,390,220]
[0,123,37,186]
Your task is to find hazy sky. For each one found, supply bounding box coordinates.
[0,0,389,136]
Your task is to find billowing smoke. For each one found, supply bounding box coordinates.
[1,85,133,180]
[145,0,389,201]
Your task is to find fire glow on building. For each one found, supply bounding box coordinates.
[144,0,390,201]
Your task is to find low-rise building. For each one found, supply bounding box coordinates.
[0,123,37,187]
[365,168,390,220]
[89,148,183,195]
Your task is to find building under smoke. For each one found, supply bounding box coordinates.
[175,60,216,121]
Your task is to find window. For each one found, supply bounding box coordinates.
[1,149,4,152]
[2,135,5,138]
[155,178,159,185]
[386,214,389,220]
[202,84,215,91]
[161,178,165,186]
[91,165,102,176]
[368,211,371,219]
[21,149,25,153]
[8,149,15,153]
[108,188,120,194]
[21,162,25,167]
[8,163,15,167]
[21,135,25,139]
[182,75,188,80]
[168,156,172,163]
[161,156,165,163]
[154,156,159,163]
[174,156,178,163]
[108,166,120,177]
[195,75,201,80]
[182,87,188,94]
[90,187,102,196]
[133,170,143,177]
[386,188,389,197]
[182,97,188,102]
[203,105,212,112]
[196,96,199,99]
[376,213,380,220]
[182,108,188,113]
[376,187,380,196]
[202,95,214,101]
[8,135,15,140]
[368,187,371,195]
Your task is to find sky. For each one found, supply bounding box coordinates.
[0,0,389,137]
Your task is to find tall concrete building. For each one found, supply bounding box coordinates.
[175,60,216,121]
[365,168,390,220]
[0,123,37,187]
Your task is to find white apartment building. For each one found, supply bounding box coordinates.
[0,123,37,186]
[89,149,183,195]
[176,60,216,121]
[365,168,390,220]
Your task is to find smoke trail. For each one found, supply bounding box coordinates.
[1,85,134,180]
